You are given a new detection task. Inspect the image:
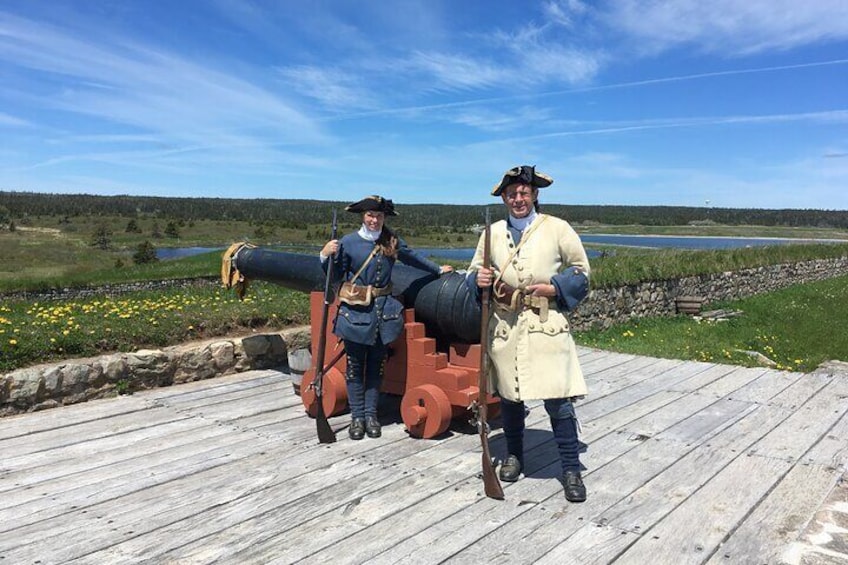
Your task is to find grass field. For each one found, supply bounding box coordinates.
[2,218,847,374]
[574,274,848,373]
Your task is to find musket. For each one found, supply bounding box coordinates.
[477,206,504,500]
[312,210,338,444]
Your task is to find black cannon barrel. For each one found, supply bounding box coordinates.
[231,247,481,343]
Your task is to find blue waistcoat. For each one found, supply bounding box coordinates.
[329,231,441,346]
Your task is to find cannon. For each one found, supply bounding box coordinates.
[222,243,498,438]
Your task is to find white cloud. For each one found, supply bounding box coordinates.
[601,0,848,55]
[275,66,377,111]
[0,112,31,127]
[0,11,327,148]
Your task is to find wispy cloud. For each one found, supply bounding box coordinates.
[496,110,848,144]
[0,11,327,149]
[0,112,31,127]
[275,66,377,111]
[598,0,848,55]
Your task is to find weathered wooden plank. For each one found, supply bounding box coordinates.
[143,369,284,399]
[750,377,848,462]
[437,364,813,565]
[801,409,848,468]
[598,403,792,531]
[724,368,804,404]
[612,455,794,564]
[372,369,742,564]
[533,523,639,565]
[586,356,673,398]
[0,415,220,491]
[599,372,837,534]
[609,378,848,565]
[149,378,289,410]
[695,366,772,399]
[703,463,840,565]
[432,436,693,564]
[578,358,708,423]
[0,404,189,459]
[67,433,480,563]
[665,362,740,394]
[1,428,279,533]
[0,353,842,565]
[69,405,559,564]
[767,371,827,410]
[0,394,149,441]
[578,350,643,376]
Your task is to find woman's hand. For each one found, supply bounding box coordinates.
[321,239,339,257]
[439,265,454,275]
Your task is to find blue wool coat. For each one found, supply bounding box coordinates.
[328,231,441,346]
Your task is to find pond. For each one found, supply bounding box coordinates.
[157,235,837,261]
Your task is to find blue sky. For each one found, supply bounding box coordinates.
[1,1,847,210]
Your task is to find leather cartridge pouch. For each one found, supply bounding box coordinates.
[338,281,373,306]
[338,282,392,306]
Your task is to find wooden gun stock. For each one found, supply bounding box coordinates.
[478,207,504,500]
[313,210,338,444]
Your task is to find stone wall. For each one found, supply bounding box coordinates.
[3,255,846,416]
[0,327,310,417]
[571,256,848,330]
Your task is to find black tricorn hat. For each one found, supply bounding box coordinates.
[345,194,398,216]
[491,165,553,196]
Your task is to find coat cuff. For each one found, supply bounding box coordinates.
[552,268,589,311]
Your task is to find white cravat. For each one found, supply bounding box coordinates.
[358,224,381,241]
[508,209,538,232]
[320,224,381,261]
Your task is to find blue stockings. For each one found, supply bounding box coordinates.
[500,397,584,473]
[343,339,387,419]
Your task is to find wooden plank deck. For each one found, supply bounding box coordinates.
[2,348,847,565]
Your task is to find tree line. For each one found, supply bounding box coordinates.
[2,190,847,229]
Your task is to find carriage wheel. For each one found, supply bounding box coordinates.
[301,367,348,418]
[401,384,452,439]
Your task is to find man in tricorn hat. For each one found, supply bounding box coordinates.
[467,165,591,502]
[322,195,452,440]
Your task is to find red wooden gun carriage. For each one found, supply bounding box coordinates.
[222,243,499,439]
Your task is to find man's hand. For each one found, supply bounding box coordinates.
[526,283,556,297]
[476,266,494,288]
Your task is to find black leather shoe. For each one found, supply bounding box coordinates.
[365,416,381,438]
[349,418,365,440]
[563,470,586,503]
[499,454,522,482]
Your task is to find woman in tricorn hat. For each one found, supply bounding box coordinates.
[321,195,453,440]
[467,165,591,502]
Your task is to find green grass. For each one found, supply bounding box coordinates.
[0,282,309,372]
[587,243,848,287]
[574,274,848,373]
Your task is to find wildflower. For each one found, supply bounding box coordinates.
[9,339,17,345]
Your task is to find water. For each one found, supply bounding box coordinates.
[156,247,223,260]
[579,234,830,250]
[158,235,835,261]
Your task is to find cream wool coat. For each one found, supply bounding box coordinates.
[470,214,590,402]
